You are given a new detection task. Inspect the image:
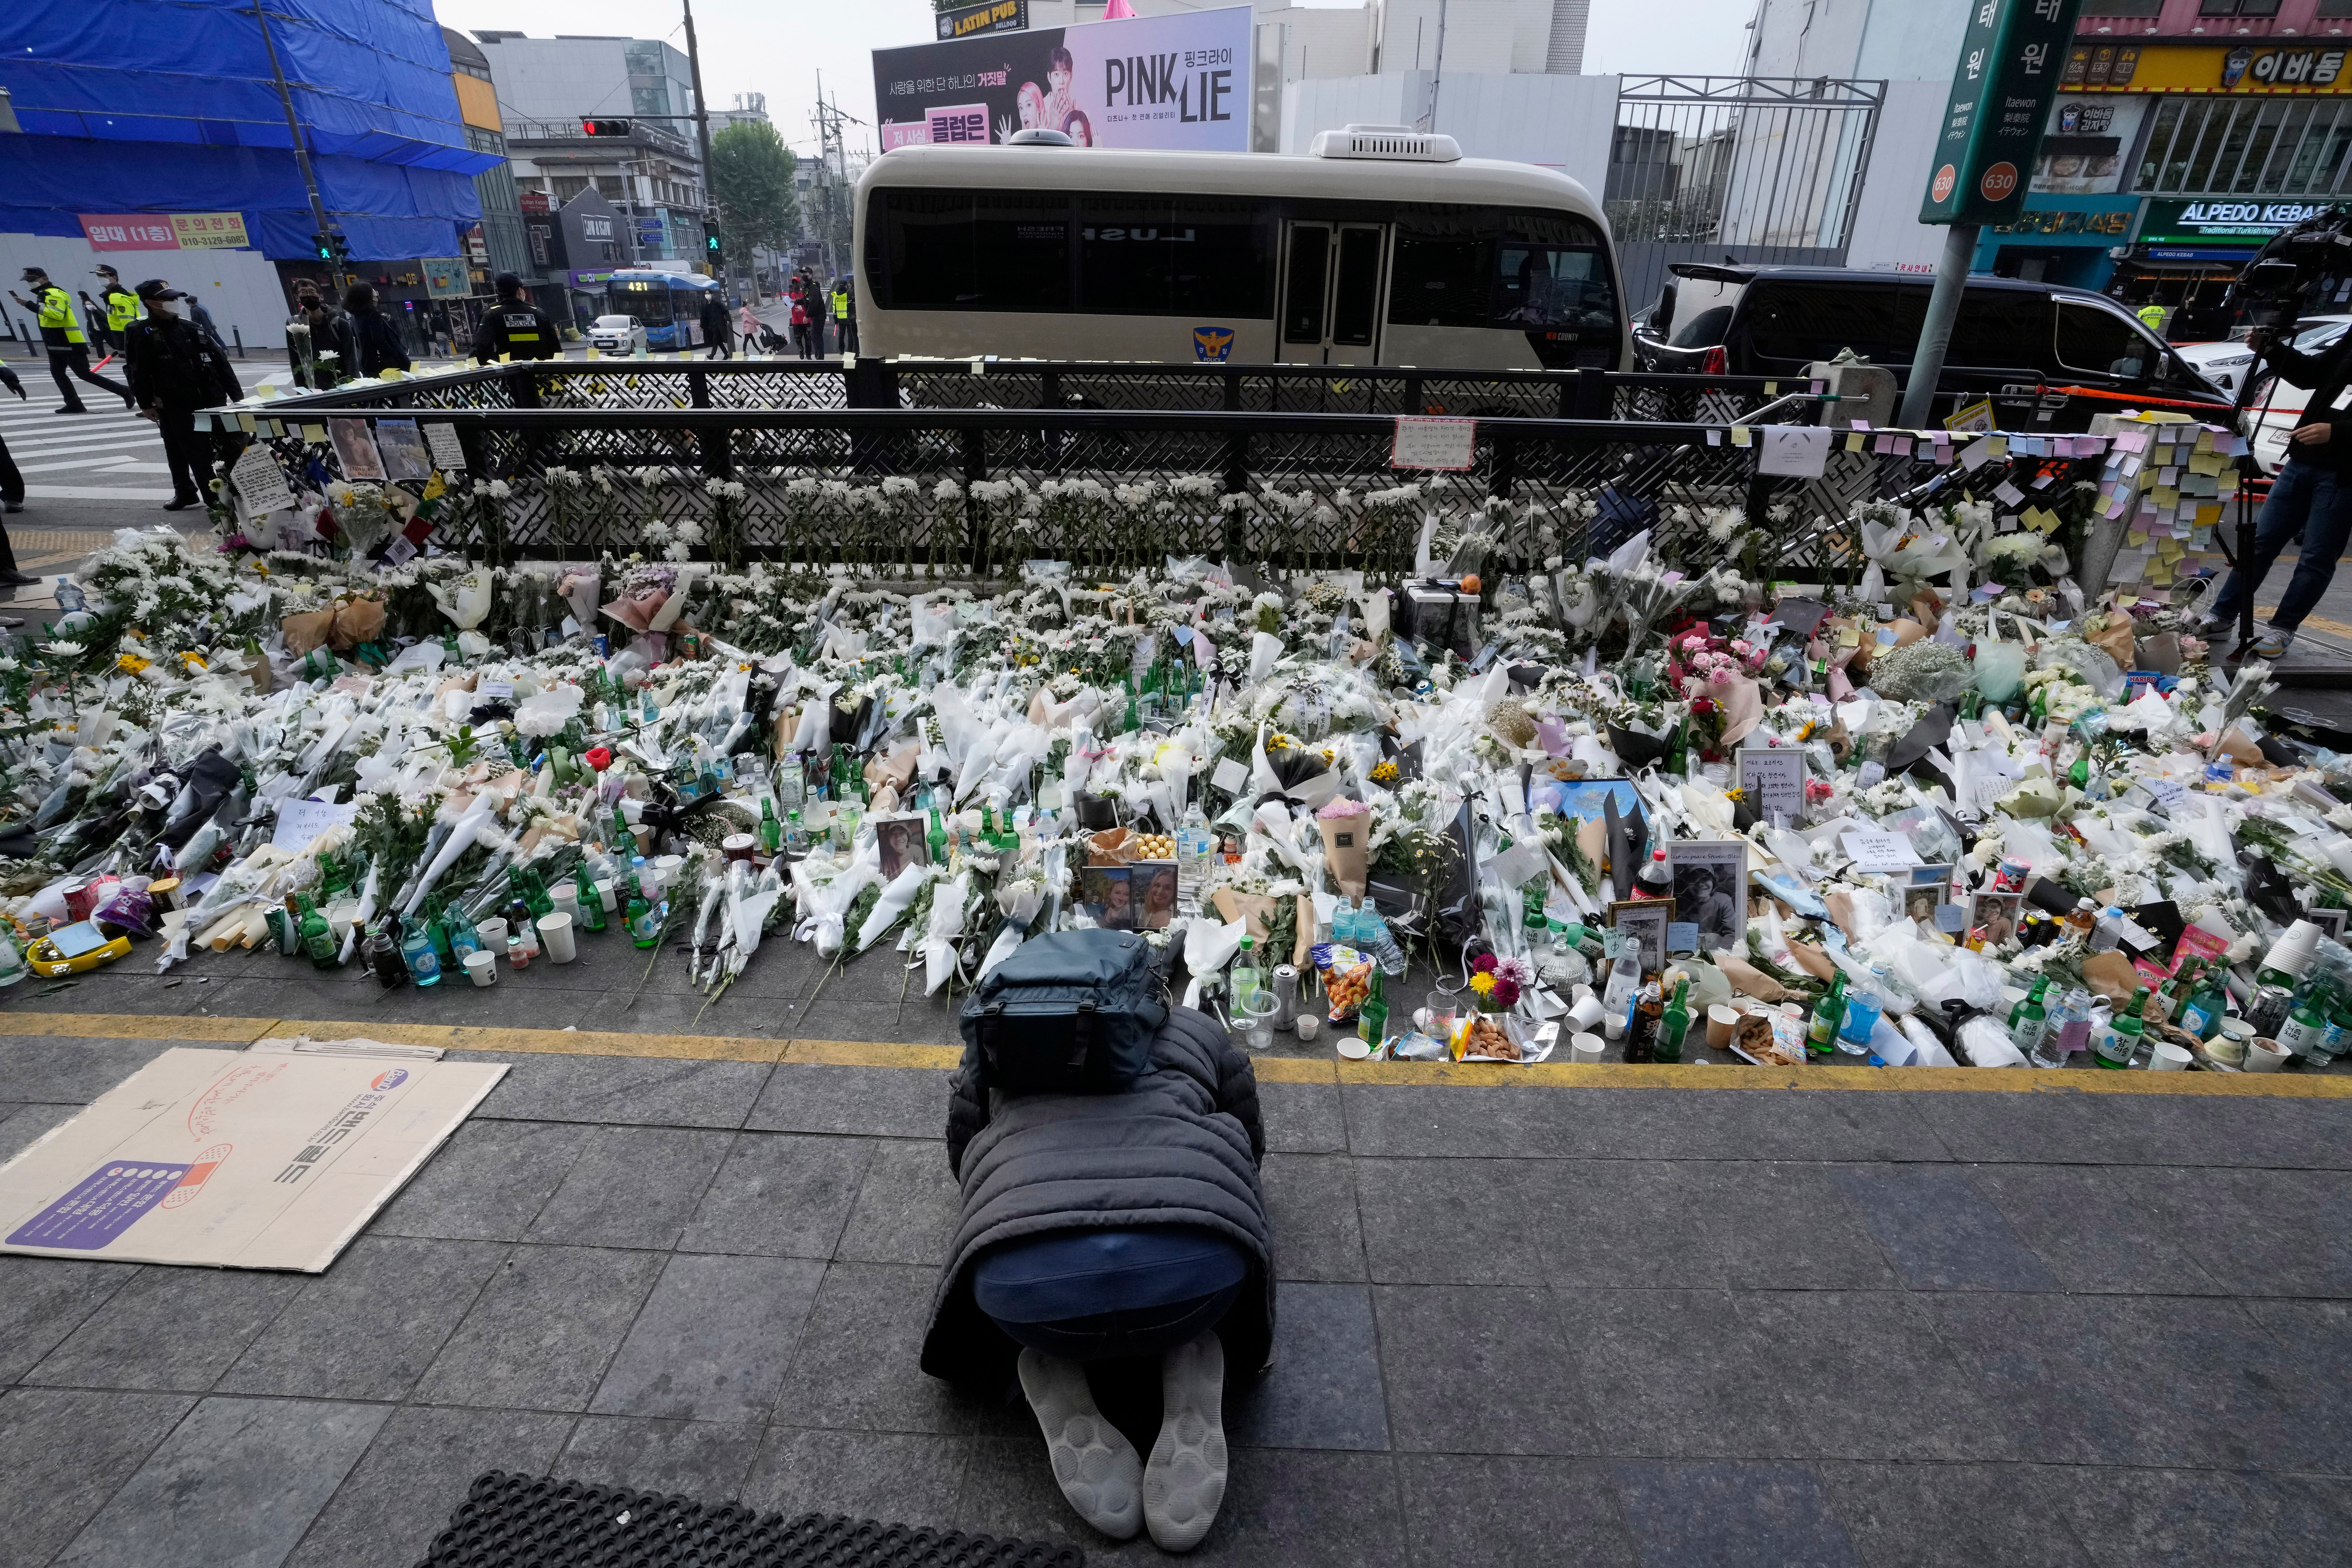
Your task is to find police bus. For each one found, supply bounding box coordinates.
[854,126,1626,371]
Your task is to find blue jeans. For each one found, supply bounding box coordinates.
[2209,456,2352,633]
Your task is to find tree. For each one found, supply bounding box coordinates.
[708,120,802,259]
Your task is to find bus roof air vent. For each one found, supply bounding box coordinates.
[1009,128,1075,146]
[1309,124,1461,162]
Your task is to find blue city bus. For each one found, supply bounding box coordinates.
[601,268,722,351]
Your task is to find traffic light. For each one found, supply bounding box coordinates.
[313,232,334,262]
[581,118,634,137]
[331,233,353,265]
[705,231,722,261]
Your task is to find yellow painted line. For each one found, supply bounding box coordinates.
[2258,608,2352,640]
[259,1019,786,1063]
[10,1013,2352,1097]
[786,1039,962,1070]
[0,1011,280,1043]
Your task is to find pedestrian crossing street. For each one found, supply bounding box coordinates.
[0,359,280,502]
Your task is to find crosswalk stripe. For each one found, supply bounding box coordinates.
[22,484,178,501]
[5,436,164,458]
[15,457,153,474]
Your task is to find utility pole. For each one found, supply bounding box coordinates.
[1419,0,1450,134]
[251,0,340,288]
[681,0,718,273]
[810,77,850,281]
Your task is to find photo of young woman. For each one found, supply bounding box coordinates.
[1138,864,1177,929]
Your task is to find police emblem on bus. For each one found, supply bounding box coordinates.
[1192,327,1234,363]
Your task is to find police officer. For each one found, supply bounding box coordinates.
[123,280,241,511]
[93,264,142,360]
[2136,302,2168,336]
[472,273,561,362]
[8,266,134,414]
[831,276,856,354]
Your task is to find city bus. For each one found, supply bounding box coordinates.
[854,128,1627,371]
[601,268,722,351]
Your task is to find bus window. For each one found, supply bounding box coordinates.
[1495,245,1615,335]
[1078,194,1273,317]
[1331,227,1383,347]
[1388,234,1493,328]
[875,190,1072,312]
[1284,226,1331,345]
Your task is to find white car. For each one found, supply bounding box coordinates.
[587,314,647,355]
[2242,315,2352,475]
[2174,338,2262,397]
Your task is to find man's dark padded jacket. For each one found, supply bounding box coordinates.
[921,1005,1274,1385]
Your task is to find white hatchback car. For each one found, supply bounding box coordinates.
[588,314,648,355]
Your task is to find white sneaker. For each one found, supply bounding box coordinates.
[1017,1348,1143,1541]
[1144,1332,1229,1553]
[2253,627,2295,659]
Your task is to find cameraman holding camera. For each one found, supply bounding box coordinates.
[2204,324,2352,658]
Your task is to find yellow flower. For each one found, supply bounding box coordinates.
[1371,761,1399,783]
[1468,971,1496,997]
[114,653,151,675]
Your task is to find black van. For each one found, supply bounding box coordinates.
[1632,264,2233,429]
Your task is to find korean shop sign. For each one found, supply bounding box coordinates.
[2140,199,2331,245]
[1921,0,2088,226]
[2062,41,2352,95]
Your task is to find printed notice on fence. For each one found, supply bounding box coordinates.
[1391,417,1477,472]
[423,423,467,474]
[230,444,295,523]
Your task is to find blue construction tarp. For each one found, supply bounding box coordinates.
[0,0,497,259]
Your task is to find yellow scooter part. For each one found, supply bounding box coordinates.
[27,932,133,977]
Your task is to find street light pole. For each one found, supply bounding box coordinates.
[681,0,718,273]
[251,0,340,287]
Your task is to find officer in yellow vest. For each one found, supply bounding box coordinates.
[94,264,143,358]
[7,266,133,414]
[2136,302,2167,335]
[831,278,855,354]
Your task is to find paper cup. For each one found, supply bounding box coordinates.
[1294,1014,1320,1042]
[2149,1040,2192,1071]
[1706,1004,1740,1049]
[474,917,508,951]
[550,882,579,917]
[1571,1032,1605,1064]
[1568,994,1606,1032]
[595,877,618,913]
[540,911,576,963]
[464,950,497,987]
[651,853,683,891]
[1336,1036,1370,1060]
[2244,1037,2291,1073]
[2216,1016,2254,1045]
[2205,1035,2246,1067]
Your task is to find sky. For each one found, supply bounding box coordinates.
[427,0,1760,161]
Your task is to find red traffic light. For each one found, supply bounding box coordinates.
[581,118,634,137]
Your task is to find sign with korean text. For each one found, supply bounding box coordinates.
[0,1047,505,1271]
[1390,416,1476,471]
[875,5,1250,151]
[937,0,1027,41]
[2064,40,2352,95]
[77,213,250,251]
[1921,0,2087,227]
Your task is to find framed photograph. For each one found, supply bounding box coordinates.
[373,417,433,481]
[1735,748,1807,828]
[1905,864,1955,928]
[327,417,386,481]
[2309,908,2347,943]
[1967,891,2022,952]
[874,815,931,884]
[1608,899,1670,975]
[1080,866,1135,931]
[1666,840,1745,953]
[1132,860,1179,931]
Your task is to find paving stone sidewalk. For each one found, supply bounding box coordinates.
[3,1009,2350,1565]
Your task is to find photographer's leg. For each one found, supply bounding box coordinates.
[2209,459,2313,635]
[2264,466,2352,641]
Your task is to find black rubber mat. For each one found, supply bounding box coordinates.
[415,1471,1085,1568]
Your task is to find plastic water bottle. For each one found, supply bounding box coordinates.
[1357,900,1408,977]
[1333,899,1363,950]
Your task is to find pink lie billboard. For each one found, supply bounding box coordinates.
[875,4,1251,153]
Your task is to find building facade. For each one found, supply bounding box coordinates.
[470,33,712,282]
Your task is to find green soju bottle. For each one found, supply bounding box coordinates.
[296,893,339,970]
[625,871,659,949]
[574,863,608,932]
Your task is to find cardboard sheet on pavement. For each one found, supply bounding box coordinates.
[0,1046,506,1270]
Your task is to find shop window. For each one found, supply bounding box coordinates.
[2321,0,2352,16]
[2199,0,2281,13]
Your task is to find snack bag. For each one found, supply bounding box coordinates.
[1324,954,1372,1022]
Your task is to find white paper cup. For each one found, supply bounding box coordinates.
[1571,1032,1605,1064]
[474,917,508,952]
[1294,1014,1320,1042]
[1568,994,1606,1032]
[2244,1037,2291,1073]
[550,882,579,917]
[1707,1004,1741,1049]
[595,877,618,913]
[464,950,497,987]
[539,911,576,963]
[651,853,684,891]
[2149,1040,2192,1071]
[1603,1012,1625,1041]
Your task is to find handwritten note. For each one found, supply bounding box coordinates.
[1390,417,1476,472]
[272,797,359,851]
